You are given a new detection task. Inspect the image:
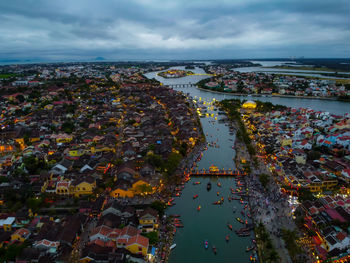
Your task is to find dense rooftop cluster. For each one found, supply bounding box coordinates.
[200,65,350,98]
[243,106,350,261]
[0,63,201,262]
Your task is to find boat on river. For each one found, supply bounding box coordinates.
[213,200,221,205]
[225,235,230,242]
[204,240,208,249]
[170,244,176,250]
[193,194,199,199]
[227,223,233,231]
[207,182,212,191]
[174,223,184,228]
[246,245,255,252]
[193,181,201,185]
[212,245,217,255]
[217,191,220,196]
[236,217,244,224]
[217,182,221,187]
[197,205,201,211]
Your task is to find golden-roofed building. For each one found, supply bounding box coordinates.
[242,100,257,109]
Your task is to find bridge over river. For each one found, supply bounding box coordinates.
[163,83,197,88]
[188,168,245,176]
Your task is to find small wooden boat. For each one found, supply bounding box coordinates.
[212,245,217,255]
[172,214,180,217]
[193,194,199,199]
[170,244,176,250]
[213,200,221,205]
[207,182,212,191]
[246,245,254,252]
[204,240,208,249]
[174,223,184,228]
[217,182,221,187]
[227,224,233,231]
[225,235,229,242]
[197,205,201,211]
[193,181,201,185]
[217,191,220,196]
[236,217,244,224]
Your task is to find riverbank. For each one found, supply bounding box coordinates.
[197,86,339,101]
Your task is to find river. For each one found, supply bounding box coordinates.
[144,66,349,263]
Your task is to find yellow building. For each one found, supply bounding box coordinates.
[71,178,96,197]
[242,101,257,109]
[139,208,159,233]
[11,228,30,242]
[68,148,85,157]
[90,146,115,154]
[125,234,149,256]
[56,134,73,143]
[110,187,134,198]
[308,179,338,193]
[131,179,153,195]
[281,138,293,147]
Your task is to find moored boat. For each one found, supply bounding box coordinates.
[236,217,244,224]
[197,205,201,211]
[227,223,233,231]
[193,194,199,199]
[212,245,217,255]
[225,235,229,242]
[246,245,255,252]
[170,244,176,250]
[207,182,212,191]
[204,240,208,249]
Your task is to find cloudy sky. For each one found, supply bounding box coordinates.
[0,0,349,61]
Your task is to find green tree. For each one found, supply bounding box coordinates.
[61,121,75,133]
[142,231,159,245]
[150,201,166,216]
[16,94,25,103]
[259,173,270,189]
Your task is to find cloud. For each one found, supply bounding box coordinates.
[0,0,349,61]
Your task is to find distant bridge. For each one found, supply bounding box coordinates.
[187,73,216,76]
[187,168,245,176]
[166,84,196,88]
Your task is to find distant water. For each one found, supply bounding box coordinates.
[145,66,350,115]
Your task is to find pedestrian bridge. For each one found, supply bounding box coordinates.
[187,168,245,176]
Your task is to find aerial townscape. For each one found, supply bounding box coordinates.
[1,0,350,263]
